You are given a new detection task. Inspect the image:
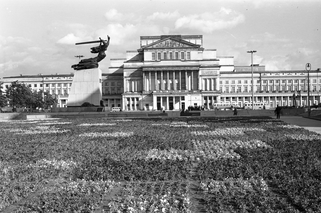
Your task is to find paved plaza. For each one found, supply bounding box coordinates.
[280,116,321,135]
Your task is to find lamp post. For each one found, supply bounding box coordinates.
[306,63,311,117]
[247,50,257,110]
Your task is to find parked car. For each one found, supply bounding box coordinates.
[111,107,121,112]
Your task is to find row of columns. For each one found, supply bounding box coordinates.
[143,71,210,91]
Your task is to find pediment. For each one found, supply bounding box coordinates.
[143,37,200,49]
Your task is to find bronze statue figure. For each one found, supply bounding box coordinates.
[71,35,110,70]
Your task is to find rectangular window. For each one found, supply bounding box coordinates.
[45,84,49,87]
[244,80,248,84]
[187,52,191,60]
[111,82,115,86]
[163,52,167,60]
[301,79,305,83]
[237,86,242,92]
[313,79,317,83]
[169,52,173,59]
[263,80,267,83]
[231,80,235,84]
[269,80,273,83]
[157,52,161,60]
[34,84,37,87]
[288,80,292,83]
[244,86,248,92]
[105,82,109,86]
[117,82,122,86]
[57,83,61,87]
[152,52,156,61]
[238,80,242,84]
[175,52,178,59]
[276,80,279,83]
[225,86,229,93]
[225,80,229,84]
[181,52,185,60]
[40,84,43,87]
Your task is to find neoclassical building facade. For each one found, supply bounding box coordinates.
[1,34,321,110]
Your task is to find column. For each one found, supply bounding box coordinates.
[153,95,157,110]
[149,72,152,91]
[114,99,116,108]
[161,71,164,90]
[108,99,111,108]
[166,96,169,110]
[122,97,125,111]
[199,77,202,90]
[191,71,194,90]
[211,78,215,91]
[185,71,188,90]
[179,71,182,90]
[133,97,137,110]
[173,71,176,90]
[207,96,209,109]
[167,71,170,90]
[155,71,158,91]
[143,72,146,91]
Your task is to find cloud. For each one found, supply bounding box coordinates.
[147,11,180,20]
[105,9,123,21]
[57,33,83,45]
[175,7,245,33]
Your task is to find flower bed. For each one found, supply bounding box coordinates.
[0,117,320,212]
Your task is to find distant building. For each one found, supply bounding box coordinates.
[1,35,321,110]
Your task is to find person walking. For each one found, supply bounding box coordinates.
[275,105,281,119]
[233,107,238,116]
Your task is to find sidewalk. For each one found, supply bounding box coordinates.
[280,116,321,135]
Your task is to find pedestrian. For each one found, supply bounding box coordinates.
[233,107,238,116]
[275,105,281,119]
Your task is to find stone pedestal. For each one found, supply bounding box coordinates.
[67,68,102,107]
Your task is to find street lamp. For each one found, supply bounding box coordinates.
[247,50,257,110]
[306,63,311,116]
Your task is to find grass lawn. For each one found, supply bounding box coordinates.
[0,117,320,212]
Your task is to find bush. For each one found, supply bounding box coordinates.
[81,102,95,107]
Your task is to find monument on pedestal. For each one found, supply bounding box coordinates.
[68,36,110,107]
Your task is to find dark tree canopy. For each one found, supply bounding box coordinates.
[5,81,57,109]
[0,82,7,107]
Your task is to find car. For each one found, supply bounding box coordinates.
[111,107,121,112]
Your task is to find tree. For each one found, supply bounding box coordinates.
[33,90,57,109]
[6,81,34,108]
[0,81,7,107]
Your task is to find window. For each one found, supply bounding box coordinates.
[58,83,61,87]
[257,80,260,83]
[40,84,43,87]
[51,90,55,94]
[263,80,267,84]
[175,52,178,59]
[301,80,305,83]
[294,80,298,83]
[231,80,235,84]
[169,52,173,59]
[152,52,156,61]
[231,86,236,93]
[238,80,242,84]
[225,86,229,93]
[111,82,115,86]
[288,80,292,83]
[28,84,32,87]
[181,52,185,60]
[282,80,286,83]
[45,84,49,87]
[244,80,248,84]
[225,80,229,84]
[157,52,161,60]
[219,81,223,85]
[64,89,67,95]
[34,84,37,87]
[105,82,109,86]
[313,79,317,83]
[276,80,279,83]
[269,80,273,83]
[187,52,191,60]
[117,82,122,86]
[237,86,242,92]
[163,52,167,60]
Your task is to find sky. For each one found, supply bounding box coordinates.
[1,0,321,78]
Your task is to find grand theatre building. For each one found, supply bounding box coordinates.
[107,34,237,111]
[2,34,321,110]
